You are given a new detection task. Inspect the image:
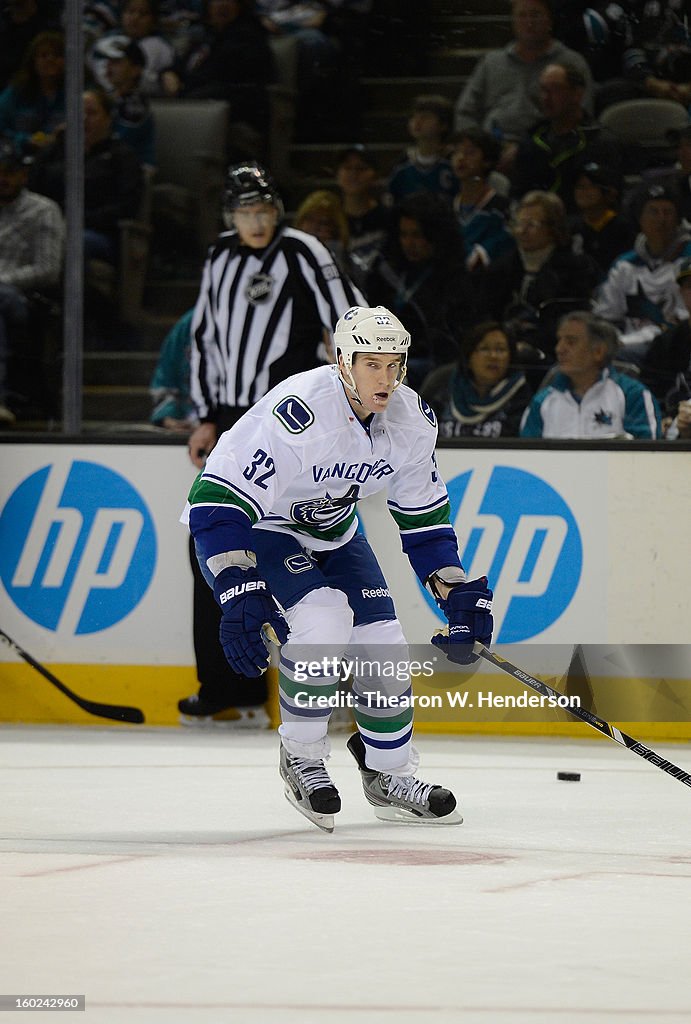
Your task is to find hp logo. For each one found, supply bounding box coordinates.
[424,466,582,642]
[0,461,156,635]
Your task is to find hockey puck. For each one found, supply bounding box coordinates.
[557,771,581,781]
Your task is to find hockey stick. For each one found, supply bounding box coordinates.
[0,627,145,724]
[474,642,691,790]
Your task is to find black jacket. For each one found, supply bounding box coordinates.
[30,134,143,238]
[640,319,691,406]
[480,244,599,353]
[510,117,624,213]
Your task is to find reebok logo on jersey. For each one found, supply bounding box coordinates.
[361,587,391,599]
[219,581,266,603]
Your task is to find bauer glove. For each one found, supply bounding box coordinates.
[431,576,494,666]
[214,566,289,677]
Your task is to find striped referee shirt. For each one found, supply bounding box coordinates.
[190,223,366,419]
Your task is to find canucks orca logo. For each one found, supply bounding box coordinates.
[291,484,360,530]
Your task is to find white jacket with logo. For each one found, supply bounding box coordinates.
[520,367,661,438]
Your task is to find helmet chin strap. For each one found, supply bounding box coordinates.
[338,361,363,405]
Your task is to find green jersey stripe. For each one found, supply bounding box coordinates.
[188,477,261,524]
[388,501,452,531]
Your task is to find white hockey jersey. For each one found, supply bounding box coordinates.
[187,364,460,581]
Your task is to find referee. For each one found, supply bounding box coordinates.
[181,161,365,726]
[188,162,366,465]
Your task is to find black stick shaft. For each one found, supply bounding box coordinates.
[0,628,145,724]
[474,643,691,789]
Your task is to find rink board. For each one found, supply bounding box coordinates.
[0,440,690,734]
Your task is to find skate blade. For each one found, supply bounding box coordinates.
[283,784,335,833]
[373,805,464,825]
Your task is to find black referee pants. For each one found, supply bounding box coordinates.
[190,404,267,706]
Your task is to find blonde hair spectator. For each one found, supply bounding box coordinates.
[294,189,350,250]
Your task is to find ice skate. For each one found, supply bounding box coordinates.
[347,732,463,825]
[178,694,270,729]
[279,744,341,833]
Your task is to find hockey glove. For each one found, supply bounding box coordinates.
[214,566,289,677]
[431,577,494,666]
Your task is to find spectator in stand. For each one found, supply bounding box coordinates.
[161,0,275,157]
[0,136,64,426]
[385,94,457,207]
[570,160,635,281]
[0,0,61,91]
[520,310,661,438]
[555,0,691,111]
[157,0,204,51]
[31,87,143,267]
[593,182,691,357]
[454,0,593,172]
[509,58,623,213]
[420,320,532,440]
[449,127,515,272]
[479,189,598,354]
[293,188,357,284]
[293,188,349,251]
[256,0,341,141]
[620,0,691,107]
[644,125,691,229]
[365,191,474,388]
[90,0,175,97]
[334,145,390,280]
[83,0,121,51]
[639,257,691,409]
[551,1,633,102]
[150,308,198,431]
[0,31,65,154]
[95,36,156,170]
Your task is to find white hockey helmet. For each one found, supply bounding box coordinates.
[334,305,411,401]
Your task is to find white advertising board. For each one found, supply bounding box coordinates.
[0,445,196,664]
[0,443,688,667]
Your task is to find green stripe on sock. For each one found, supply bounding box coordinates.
[352,706,413,733]
[280,672,340,701]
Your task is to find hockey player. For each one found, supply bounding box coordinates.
[185,305,494,831]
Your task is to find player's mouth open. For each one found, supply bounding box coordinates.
[373,391,389,403]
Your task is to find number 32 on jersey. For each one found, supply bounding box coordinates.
[243,449,276,489]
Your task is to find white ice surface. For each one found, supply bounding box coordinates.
[1,725,690,1024]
